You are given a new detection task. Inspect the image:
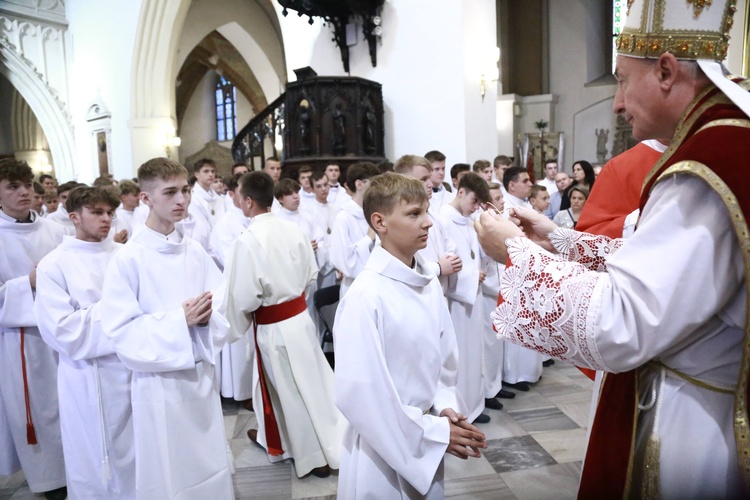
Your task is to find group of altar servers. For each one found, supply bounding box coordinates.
[0,151,543,499]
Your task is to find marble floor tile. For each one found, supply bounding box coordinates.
[0,472,24,492]
[483,435,557,474]
[224,414,238,441]
[232,412,258,440]
[476,408,529,441]
[500,462,581,500]
[231,437,283,469]
[497,391,554,412]
[445,473,515,499]
[508,407,580,434]
[533,381,592,398]
[290,470,338,499]
[7,486,33,500]
[444,454,497,480]
[233,465,293,500]
[547,394,594,429]
[531,428,588,463]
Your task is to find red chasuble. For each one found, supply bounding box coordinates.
[579,82,750,498]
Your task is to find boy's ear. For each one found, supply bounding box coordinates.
[370,211,386,233]
[68,210,80,225]
[139,191,151,207]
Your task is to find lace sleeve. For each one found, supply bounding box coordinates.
[548,228,625,272]
[492,237,608,371]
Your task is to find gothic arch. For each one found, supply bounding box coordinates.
[0,39,75,180]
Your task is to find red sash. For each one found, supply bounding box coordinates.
[580,82,750,498]
[252,293,307,456]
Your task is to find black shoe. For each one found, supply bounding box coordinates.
[504,382,530,391]
[485,398,504,410]
[310,465,331,478]
[496,388,516,399]
[473,413,491,424]
[543,359,555,367]
[43,487,67,500]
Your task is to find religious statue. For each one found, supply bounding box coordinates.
[332,103,346,153]
[595,128,609,163]
[364,106,376,154]
[298,99,311,153]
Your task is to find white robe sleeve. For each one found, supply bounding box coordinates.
[432,298,463,415]
[224,237,264,342]
[34,259,115,360]
[0,275,36,328]
[492,175,744,372]
[334,292,451,496]
[101,255,200,373]
[330,215,372,278]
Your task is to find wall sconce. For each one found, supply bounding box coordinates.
[481,47,501,102]
[164,128,181,159]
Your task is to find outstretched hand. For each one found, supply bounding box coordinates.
[474,210,524,262]
[509,206,558,253]
[440,408,487,459]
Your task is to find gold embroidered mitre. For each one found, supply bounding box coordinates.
[616,0,739,61]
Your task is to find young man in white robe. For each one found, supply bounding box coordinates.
[424,150,454,213]
[115,179,140,237]
[324,163,350,209]
[334,173,487,498]
[35,186,135,499]
[439,172,492,424]
[224,171,343,478]
[209,173,254,408]
[187,158,225,250]
[297,165,317,211]
[0,158,67,499]
[393,155,462,293]
[101,157,235,499]
[330,162,380,297]
[306,171,339,291]
[46,180,81,235]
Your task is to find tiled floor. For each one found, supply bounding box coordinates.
[0,361,594,499]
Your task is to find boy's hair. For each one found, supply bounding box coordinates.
[377,159,393,173]
[530,184,548,198]
[544,158,558,167]
[0,158,33,183]
[424,150,446,163]
[311,170,328,185]
[450,163,470,181]
[92,175,115,188]
[458,172,490,203]
[487,182,502,191]
[502,166,528,191]
[43,191,59,203]
[138,157,189,191]
[118,179,140,196]
[57,181,83,196]
[363,172,428,232]
[192,158,216,173]
[298,165,313,176]
[239,171,274,209]
[346,162,380,193]
[226,173,243,192]
[33,182,45,195]
[472,159,491,172]
[274,178,301,200]
[39,173,54,183]
[493,155,512,169]
[393,155,432,176]
[66,186,121,213]
[231,162,249,174]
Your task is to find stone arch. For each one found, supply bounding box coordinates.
[0,39,75,180]
[130,0,286,168]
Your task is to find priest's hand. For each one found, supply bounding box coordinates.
[474,210,524,262]
[440,408,487,459]
[510,206,557,253]
[438,253,462,276]
[183,291,213,327]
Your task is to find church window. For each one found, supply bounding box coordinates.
[216,76,237,141]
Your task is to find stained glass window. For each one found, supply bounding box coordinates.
[216,76,237,141]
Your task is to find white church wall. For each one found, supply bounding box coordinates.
[65,0,143,182]
[276,0,498,164]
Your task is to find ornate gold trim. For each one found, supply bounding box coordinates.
[696,118,750,132]
[688,0,714,18]
[622,372,640,499]
[654,160,750,492]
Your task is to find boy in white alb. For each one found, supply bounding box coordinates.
[306,171,338,291]
[334,173,487,498]
[0,159,67,499]
[325,163,350,208]
[101,158,235,499]
[224,171,342,478]
[297,165,317,210]
[329,162,380,297]
[440,172,492,424]
[35,186,135,498]
[187,158,225,248]
[115,179,140,237]
[46,180,81,235]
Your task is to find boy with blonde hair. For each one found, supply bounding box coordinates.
[335,172,486,498]
[101,157,235,498]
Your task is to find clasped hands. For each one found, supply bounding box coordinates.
[474,206,558,263]
[439,408,487,459]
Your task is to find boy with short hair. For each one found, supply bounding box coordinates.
[440,172,493,423]
[32,182,45,215]
[329,161,380,297]
[35,186,135,499]
[296,165,316,209]
[424,150,453,213]
[47,180,82,233]
[325,163,349,207]
[334,172,487,498]
[116,179,140,236]
[450,163,471,191]
[188,159,225,249]
[0,158,67,499]
[306,171,338,291]
[43,190,60,216]
[529,184,551,216]
[224,171,342,479]
[472,159,493,183]
[101,157,235,498]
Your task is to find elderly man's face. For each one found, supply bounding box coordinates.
[613,55,666,141]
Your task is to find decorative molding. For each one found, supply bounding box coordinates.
[0,0,68,27]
